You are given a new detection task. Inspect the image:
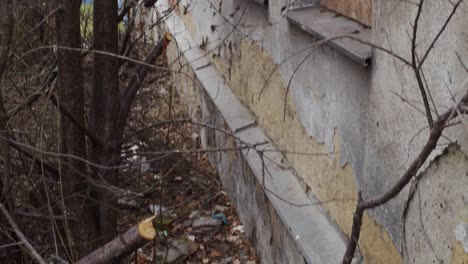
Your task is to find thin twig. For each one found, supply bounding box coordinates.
[49,94,101,146]
[342,92,468,264]
[119,33,173,130]
[411,0,434,128]
[0,203,48,264]
[417,0,464,69]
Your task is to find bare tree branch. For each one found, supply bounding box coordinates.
[118,0,138,23]
[49,94,101,146]
[342,91,468,264]
[411,0,434,128]
[0,203,48,264]
[118,33,173,130]
[417,0,464,69]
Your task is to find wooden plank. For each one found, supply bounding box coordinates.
[321,0,372,27]
[287,7,372,66]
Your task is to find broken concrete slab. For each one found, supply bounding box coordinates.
[156,237,198,263]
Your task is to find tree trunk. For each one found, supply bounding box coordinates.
[0,1,21,263]
[55,0,97,259]
[0,0,13,207]
[91,0,121,246]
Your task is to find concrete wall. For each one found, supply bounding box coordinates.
[404,145,468,264]
[147,0,468,262]
[160,17,349,262]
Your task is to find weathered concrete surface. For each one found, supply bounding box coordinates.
[156,6,350,262]
[222,39,400,264]
[404,146,468,264]
[146,0,468,262]
[287,7,372,66]
[201,93,345,263]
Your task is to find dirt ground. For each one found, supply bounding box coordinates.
[116,47,258,264]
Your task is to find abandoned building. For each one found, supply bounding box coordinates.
[140,0,468,263]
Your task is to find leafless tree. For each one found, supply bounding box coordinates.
[0,0,465,263]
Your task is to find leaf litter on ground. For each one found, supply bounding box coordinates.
[117,45,258,264]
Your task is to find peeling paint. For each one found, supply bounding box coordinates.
[455,224,468,253]
[213,39,401,264]
[451,242,468,264]
[405,147,468,263]
[149,0,468,262]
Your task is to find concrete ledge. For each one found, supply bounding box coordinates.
[236,128,347,263]
[156,1,348,263]
[287,6,372,66]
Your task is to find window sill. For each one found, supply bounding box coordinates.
[287,6,372,67]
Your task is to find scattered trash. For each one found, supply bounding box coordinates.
[220,257,233,264]
[129,144,139,161]
[153,173,162,180]
[117,198,138,208]
[239,248,248,261]
[182,220,193,227]
[155,237,198,263]
[189,210,200,219]
[140,156,151,173]
[190,175,210,186]
[79,49,257,263]
[149,204,168,215]
[157,230,169,237]
[214,205,228,212]
[231,225,244,234]
[137,247,153,262]
[159,87,168,95]
[174,176,183,182]
[192,217,223,227]
[212,213,229,225]
[227,235,239,242]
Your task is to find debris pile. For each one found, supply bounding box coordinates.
[117,48,258,263]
